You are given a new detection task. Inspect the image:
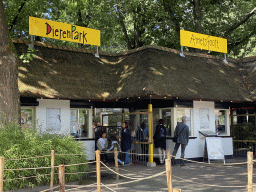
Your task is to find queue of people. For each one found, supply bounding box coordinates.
[94,121,131,166]
[94,116,189,167]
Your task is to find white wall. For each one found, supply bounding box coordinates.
[36,99,70,135]
[166,101,233,159]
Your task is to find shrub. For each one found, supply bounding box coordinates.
[0,122,88,191]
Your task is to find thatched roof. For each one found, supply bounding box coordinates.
[239,57,256,101]
[14,39,253,102]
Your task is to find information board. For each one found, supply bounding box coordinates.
[206,137,225,164]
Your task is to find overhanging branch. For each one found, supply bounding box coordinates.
[223,7,256,38]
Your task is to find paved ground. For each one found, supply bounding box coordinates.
[8,156,256,192]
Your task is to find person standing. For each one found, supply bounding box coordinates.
[121,122,131,165]
[154,119,167,165]
[172,116,189,167]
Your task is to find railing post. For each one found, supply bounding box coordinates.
[114,147,119,189]
[247,151,253,192]
[58,164,65,192]
[166,150,172,191]
[50,150,55,192]
[0,157,4,192]
[165,158,172,192]
[96,150,101,192]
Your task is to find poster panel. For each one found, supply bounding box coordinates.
[206,137,225,162]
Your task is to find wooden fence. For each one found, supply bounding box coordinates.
[0,150,254,192]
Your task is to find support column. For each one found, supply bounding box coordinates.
[147,104,156,167]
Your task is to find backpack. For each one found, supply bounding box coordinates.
[157,126,166,140]
[136,128,145,141]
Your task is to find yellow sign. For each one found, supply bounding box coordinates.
[29,16,100,46]
[180,30,227,53]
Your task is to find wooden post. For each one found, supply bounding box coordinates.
[50,150,55,192]
[165,158,172,192]
[114,147,119,189]
[247,151,253,192]
[166,150,172,191]
[96,150,101,192]
[58,165,65,192]
[0,157,4,192]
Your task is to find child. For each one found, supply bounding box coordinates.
[97,132,108,163]
[108,135,124,166]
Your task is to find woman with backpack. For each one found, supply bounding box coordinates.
[154,119,167,165]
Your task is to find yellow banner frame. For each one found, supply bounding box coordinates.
[29,16,100,46]
[180,30,227,53]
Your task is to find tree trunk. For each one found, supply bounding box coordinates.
[0,0,20,125]
[116,7,132,50]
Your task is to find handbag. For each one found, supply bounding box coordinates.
[173,126,186,143]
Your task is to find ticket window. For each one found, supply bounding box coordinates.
[161,109,172,136]
[176,108,193,136]
[70,109,89,138]
[215,109,228,135]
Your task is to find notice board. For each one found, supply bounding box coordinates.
[205,137,225,164]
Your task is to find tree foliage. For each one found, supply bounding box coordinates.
[3,0,256,57]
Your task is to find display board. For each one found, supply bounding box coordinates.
[199,131,217,137]
[206,137,225,164]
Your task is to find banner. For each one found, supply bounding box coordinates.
[29,16,100,46]
[180,30,227,53]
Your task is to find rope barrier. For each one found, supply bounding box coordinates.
[65,161,95,167]
[64,170,166,189]
[101,162,148,180]
[101,162,142,180]
[170,154,248,166]
[3,173,54,182]
[65,183,97,191]
[1,150,253,192]
[101,183,117,192]
[6,153,94,161]
[173,175,246,188]
[5,161,94,171]
[4,165,58,171]
[102,170,166,187]
[39,185,59,192]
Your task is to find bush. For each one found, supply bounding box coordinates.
[0,122,88,191]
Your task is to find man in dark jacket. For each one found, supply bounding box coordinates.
[172,116,189,166]
[121,122,131,165]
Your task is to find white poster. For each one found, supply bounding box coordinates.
[101,112,108,126]
[47,108,61,132]
[70,109,78,133]
[200,108,210,129]
[206,137,225,162]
